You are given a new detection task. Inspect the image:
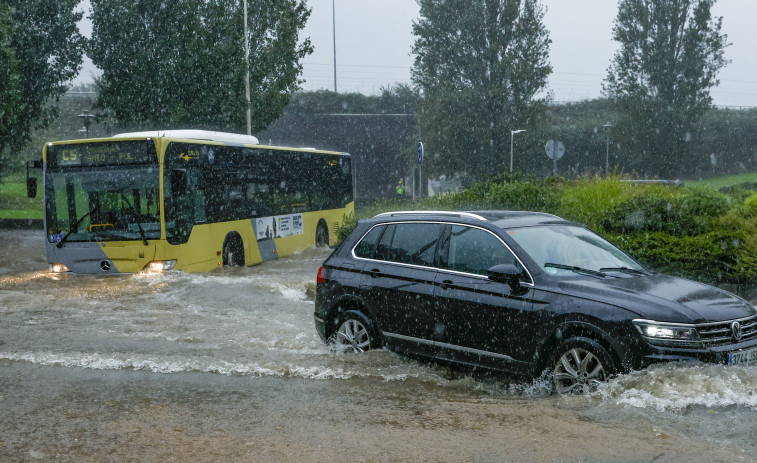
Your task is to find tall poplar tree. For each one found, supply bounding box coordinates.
[411,0,551,179]
[89,0,312,133]
[0,0,85,176]
[604,0,728,177]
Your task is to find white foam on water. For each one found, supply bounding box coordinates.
[0,350,444,383]
[271,282,309,302]
[596,363,757,410]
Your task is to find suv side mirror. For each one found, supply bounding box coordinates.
[487,263,522,289]
[170,169,188,196]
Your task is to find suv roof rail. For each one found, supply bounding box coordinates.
[373,210,487,221]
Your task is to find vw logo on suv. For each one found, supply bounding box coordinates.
[732,321,743,341]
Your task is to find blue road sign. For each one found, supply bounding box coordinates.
[418,142,424,166]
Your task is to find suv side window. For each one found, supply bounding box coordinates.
[446,225,517,276]
[354,225,385,259]
[385,223,442,267]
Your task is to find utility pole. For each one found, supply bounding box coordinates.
[244,0,252,135]
[603,122,613,176]
[332,0,337,92]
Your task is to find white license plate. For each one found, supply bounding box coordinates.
[728,346,757,366]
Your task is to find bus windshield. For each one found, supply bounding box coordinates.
[45,164,161,244]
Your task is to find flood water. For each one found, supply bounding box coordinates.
[1,229,757,462]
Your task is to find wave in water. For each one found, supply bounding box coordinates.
[0,350,445,383]
[596,363,757,410]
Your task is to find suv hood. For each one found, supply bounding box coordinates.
[557,274,756,323]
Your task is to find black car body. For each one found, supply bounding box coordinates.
[314,211,757,392]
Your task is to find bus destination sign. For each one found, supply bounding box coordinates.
[52,141,155,167]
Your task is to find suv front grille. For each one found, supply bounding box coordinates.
[697,315,757,347]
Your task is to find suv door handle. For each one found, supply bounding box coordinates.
[368,268,381,277]
[440,279,453,290]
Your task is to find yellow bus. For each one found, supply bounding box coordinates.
[28,130,354,274]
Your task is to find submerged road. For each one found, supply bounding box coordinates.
[1,229,756,462]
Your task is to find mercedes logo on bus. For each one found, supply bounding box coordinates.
[100,260,111,272]
[731,321,743,341]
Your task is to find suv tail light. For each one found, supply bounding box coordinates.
[316,266,326,284]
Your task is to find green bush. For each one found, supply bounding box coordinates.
[679,185,730,218]
[608,229,754,285]
[600,195,706,236]
[557,177,640,228]
[336,213,358,244]
[743,192,757,215]
[343,176,757,287]
[483,180,559,211]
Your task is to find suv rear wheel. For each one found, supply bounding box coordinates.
[330,311,378,353]
[551,337,616,394]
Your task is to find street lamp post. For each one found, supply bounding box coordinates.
[332,0,337,92]
[509,129,526,173]
[603,122,613,176]
[77,110,96,138]
[244,0,251,135]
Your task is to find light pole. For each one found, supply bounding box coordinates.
[509,129,526,173]
[603,122,613,176]
[244,0,251,135]
[332,0,337,92]
[77,110,96,138]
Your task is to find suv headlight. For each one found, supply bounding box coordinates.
[632,319,700,346]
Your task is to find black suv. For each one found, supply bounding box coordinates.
[314,211,757,393]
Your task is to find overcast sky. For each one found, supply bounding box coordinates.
[75,0,757,108]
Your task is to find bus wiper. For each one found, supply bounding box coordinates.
[544,262,606,278]
[117,190,148,245]
[57,204,100,248]
[599,266,647,275]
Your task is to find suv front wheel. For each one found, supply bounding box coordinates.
[330,310,379,353]
[551,337,616,394]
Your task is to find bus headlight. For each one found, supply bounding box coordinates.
[146,260,177,272]
[50,263,70,273]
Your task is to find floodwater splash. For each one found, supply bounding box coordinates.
[597,363,757,410]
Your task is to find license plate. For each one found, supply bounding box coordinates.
[728,346,757,366]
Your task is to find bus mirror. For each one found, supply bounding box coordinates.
[26,177,38,198]
[170,169,188,196]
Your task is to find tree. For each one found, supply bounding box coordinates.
[89,0,312,134]
[0,0,85,176]
[604,0,729,177]
[0,4,21,156]
[411,0,551,179]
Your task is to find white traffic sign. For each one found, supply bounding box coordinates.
[545,140,565,160]
[418,142,424,166]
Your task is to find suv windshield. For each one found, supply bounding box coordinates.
[45,165,161,243]
[507,225,643,275]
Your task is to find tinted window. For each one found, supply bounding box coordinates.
[386,223,442,267]
[447,225,516,276]
[354,225,384,258]
[376,224,395,261]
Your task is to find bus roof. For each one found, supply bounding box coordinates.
[112,129,260,145]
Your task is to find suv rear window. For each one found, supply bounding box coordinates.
[446,225,517,275]
[354,225,385,259]
[385,223,442,267]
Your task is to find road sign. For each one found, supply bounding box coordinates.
[418,142,424,166]
[545,140,565,160]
